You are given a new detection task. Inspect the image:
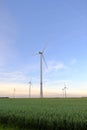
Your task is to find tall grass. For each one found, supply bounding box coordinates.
[0,98,87,130]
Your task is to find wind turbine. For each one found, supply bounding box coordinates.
[13,88,16,98]
[28,81,32,98]
[37,47,48,98]
[64,83,68,98]
[62,88,64,98]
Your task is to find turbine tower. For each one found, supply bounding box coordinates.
[62,88,64,98]
[64,83,68,98]
[28,81,32,98]
[38,47,47,98]
[13,88,16,98]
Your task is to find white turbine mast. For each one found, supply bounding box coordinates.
[13,88,16,98]
[64,83,68,98]
[28,81,32,98]
[62,88,64,98]
[38,46,48,98]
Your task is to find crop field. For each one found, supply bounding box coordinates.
[0,126,17,130]
[0,98,87,130]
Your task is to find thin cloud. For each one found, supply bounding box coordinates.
[70,58,77,65]
[0,71,27,83]
[47,60,67,72]
[54,63,66,70]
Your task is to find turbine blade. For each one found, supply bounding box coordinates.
[42,43,48,53]
[42,54,48,68]
[32,52,39,56]
[64,83,66,87]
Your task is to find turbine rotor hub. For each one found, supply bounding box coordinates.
[39,51,43,54]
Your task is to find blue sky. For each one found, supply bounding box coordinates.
[0,0,87,97]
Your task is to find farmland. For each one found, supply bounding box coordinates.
[0,98,87,130]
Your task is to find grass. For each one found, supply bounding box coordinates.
[0,98,87,130]
[0,125,18,130]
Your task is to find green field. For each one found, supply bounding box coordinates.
[0,98,87,130]
[0,126,17,130]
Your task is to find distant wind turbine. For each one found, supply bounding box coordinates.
[37,46,48,98]
[28,81,32,98]
[64,83,68,98]
[62,88,64,98]
[13,88,16,98]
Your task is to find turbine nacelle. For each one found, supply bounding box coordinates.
[39,51,43,54]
